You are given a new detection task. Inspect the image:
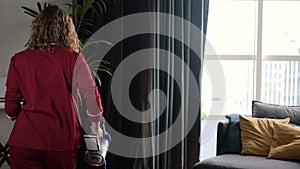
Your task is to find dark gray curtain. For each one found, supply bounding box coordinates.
[86,0,209,169]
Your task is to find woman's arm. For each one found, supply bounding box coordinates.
[76,53,104,136]
[5,56,22,120]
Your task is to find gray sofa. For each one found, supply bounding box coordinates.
[193,120,300,169]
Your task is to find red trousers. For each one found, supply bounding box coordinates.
[9,147,78,169]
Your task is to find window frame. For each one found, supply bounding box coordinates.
[205,0,300,102]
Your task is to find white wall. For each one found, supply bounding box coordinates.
[0,0,71,108]
[0,1,71,168]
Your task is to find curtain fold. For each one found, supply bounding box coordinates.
[94,0,210,169]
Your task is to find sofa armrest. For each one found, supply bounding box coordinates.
[216,119,229,155]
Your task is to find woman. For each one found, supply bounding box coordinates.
[5,5,103,169]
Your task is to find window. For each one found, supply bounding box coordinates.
[263,1,300,56]
[261,1,300,105]
[203,0,300,116]
[262,61,300,105]
[205,0,256,56]
[201,0,300,160]
[203,0,257,117]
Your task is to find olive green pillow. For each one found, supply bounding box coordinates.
[239,115,290,156]
[268,122,300,160]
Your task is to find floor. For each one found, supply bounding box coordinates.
[0,110,218,168]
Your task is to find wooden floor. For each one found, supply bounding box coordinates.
[0,109,14,169]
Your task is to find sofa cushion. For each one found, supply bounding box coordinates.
[239,115,290,156]
[252,101,300,125]
[193,154,300,169]
[268,122,300,160]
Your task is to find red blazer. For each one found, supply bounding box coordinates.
[5,45,103,151]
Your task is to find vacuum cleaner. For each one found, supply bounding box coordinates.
[83,121,111,167]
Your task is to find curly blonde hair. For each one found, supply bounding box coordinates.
[26,5,81,51]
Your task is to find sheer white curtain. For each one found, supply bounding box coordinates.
[82,0,209,169]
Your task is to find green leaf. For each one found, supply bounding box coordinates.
[100,0,107,13]
[21,6,39,16]
[76,5,84,18]
[88,59,102,66]
[100,60,110,64]
[24,11,38,18]
[37,2,42,12]
[91,71,102,86]
[83,0,94,13]
[90,5,102,20]
[81,21,97,29]
[82,40,112,51]
[87,58,112,77]
[64,3,75,8]
[79,29,93,37]
[77,89,83,108]
[64,3,75,12]
[86,55,98,63]
[88,58,101,63]
[73,5,79,23]
[43,2,48,9]
[98,68,112,76]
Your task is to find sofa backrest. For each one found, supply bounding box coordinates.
[252,101,300,125]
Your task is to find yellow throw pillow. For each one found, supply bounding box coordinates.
[239,115,290,156]
[268,122,300,160]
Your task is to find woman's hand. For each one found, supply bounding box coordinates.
[90,121,103,138]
